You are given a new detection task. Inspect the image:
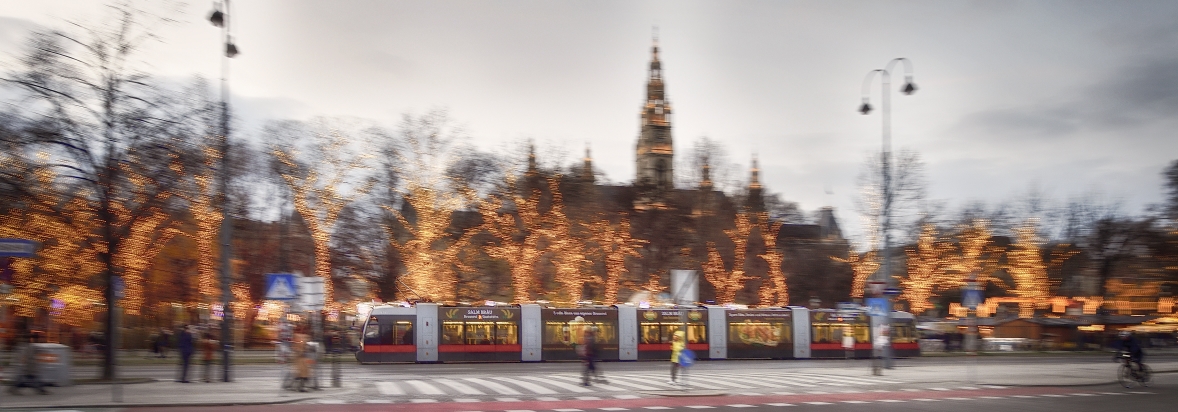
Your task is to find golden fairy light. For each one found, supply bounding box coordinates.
[274,131,374,305]
[1007,220,1051,317]
[756,212,788,306]
[836,250,879,299]
[479,174,563,303]
[175,145,225,301]
[704,212,755,304]
[589,217,646,304]
[944,219,1003,290]
[901,224,949,314]
[547,177,593,305]
[386,184,476,303]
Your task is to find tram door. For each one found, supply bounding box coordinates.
[417,303,438,362]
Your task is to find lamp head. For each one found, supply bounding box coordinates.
[859,100,872,115]
[902,78,917,95]
[209,9,225,27]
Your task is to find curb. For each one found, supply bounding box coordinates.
[638,390,728,397]
[0,397,317,410]
[977,368,1177,387]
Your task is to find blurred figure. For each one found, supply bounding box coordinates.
[176,325,195,383]
[290,330,313,392]
[155,328,171,358]
[667,330,685,385]
[8,333,48,395]
[580,325,606,386]
[1113,330,1145,369]
[201,332,219,383]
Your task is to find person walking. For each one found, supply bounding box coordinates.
[580,326,607,386]
[8,333,49,395]
[156,328,171,358]
[201,332,219,383]
[667,330,685,386]
[176,325,195,383]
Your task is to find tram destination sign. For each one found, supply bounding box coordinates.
[442,307,519,321]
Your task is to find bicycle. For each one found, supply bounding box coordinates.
[1115,352,1151,388]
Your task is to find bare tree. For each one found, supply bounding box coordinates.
[1,6,192,379]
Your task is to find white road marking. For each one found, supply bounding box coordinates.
[435,378,486,395]
[375,381,404,396]
[463,377,524,395]
[489,377,557,394]
[404,380,446,395]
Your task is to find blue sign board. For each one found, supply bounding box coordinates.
[963,289,983,310]
[0,239,38,258]
[112,276,125,300]
[265,273,299,300]
[866,298,889,317]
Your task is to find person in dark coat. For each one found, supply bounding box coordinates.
[176,325,195,383]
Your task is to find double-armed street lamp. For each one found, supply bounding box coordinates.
[859,58,916,371]
[209,0,239,383]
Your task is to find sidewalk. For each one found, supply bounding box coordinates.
[0,377,357,409]
[790,359,1178,387]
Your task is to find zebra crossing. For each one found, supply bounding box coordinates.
[366,371,901,398]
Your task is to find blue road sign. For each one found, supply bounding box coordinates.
[265,273,299,300]
[0,239,38,258]
[112,276,125,300]
[866,298,889,317]
[963,289,983,310]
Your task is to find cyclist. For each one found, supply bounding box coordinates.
[1113,330,1145,371]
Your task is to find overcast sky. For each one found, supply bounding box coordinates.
[2,1,1176,244]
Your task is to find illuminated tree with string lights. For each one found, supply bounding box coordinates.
[589,217,646,304]
[273,128,374,306]
[901,224,949,314]
[479,174,558,303]
[842,250,879,300]
[945,219,1004,290]
[547,178,594,305]
[0,159,102,321]
[386,185,477,302]
[704,212,755,304]
[179,146,224,301]
[1008,219,1050,317]
[757,213,788,306]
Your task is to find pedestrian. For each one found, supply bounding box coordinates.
[580,325,607,386]
[176,325,195,383]
[290,330,313,392]
[201,332,219,383]
[667,330,685,386]
[8,333,49,395]
[156,328,171,358]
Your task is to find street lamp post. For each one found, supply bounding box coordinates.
[209,0,239,383]
[859,58,916,371]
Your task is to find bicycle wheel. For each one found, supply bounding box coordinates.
[1139,364,1152,387]
[1118,364,1133,388]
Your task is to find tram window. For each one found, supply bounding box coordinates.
[641,323,661,343]
[496,322,519,345]
[363,324,381,345]
[812,323,870,343]
[395,321,413,345]
[544,322,572,345]
[465,322,494,344]
[442,321,464,344]
[729,321,790,346]
[545,321,613,345]
[686,324,707,344]
[893,324,916,343]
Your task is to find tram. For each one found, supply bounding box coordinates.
[355,302,919,363]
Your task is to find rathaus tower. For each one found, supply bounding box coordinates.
[635,37,674,192]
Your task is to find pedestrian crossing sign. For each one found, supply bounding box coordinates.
[265,273,298,300]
